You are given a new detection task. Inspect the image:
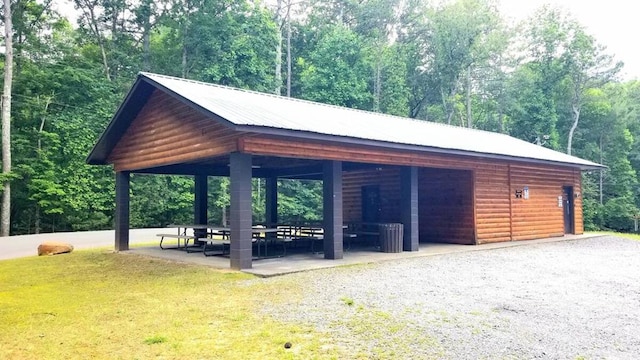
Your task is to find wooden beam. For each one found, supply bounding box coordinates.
[115,171,130,251]
[400,166,418,251]
[229,152,253,270]
[323,160,343,260]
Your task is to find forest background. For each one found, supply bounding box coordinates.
[1,0,638,235]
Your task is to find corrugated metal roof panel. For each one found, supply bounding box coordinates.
[141,72,602,169]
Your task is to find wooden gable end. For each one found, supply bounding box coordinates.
[108,90,242,171]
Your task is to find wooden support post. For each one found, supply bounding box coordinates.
[194,174,208,240]
[115,171,130,251]
[401,166,419,251]
[323,160,343,260]
[230,152,253,270]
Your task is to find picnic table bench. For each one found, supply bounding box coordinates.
[157,233,199,250]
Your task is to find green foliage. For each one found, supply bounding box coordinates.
[299,25,371,109]
[3,0,640,235]
[278,180,323,223]
[130,175,194,228]
[603,197,636,232]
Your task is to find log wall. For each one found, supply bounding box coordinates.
[508,164,583,241]
[108,90,243,171]
[106,101,585,245]
[475,163,511,243]
[418,168,475,244]
[343,168,401,223]
[242,135,583,244]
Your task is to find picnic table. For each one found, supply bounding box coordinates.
[158,225,279,258]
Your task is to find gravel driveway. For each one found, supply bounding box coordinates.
[263,236,640,359]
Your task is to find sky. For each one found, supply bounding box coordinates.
[500,0,639,80]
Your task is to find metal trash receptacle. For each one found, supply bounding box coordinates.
[379,223,403,253]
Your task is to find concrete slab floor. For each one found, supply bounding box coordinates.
[127,233,605,277]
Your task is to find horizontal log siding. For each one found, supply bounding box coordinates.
[509,164,582,241]
[242,135,584,243]
[475,164,511,243]
[108,90,242,171]
[573,169,583,234]
[419,168,475,244]
[342,168,401,223]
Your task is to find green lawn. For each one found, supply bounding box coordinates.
[587,231,640,241]
[0,250,339,360]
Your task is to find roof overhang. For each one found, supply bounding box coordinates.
[87,72,605,172]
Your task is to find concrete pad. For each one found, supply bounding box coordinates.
[127,233,605,277]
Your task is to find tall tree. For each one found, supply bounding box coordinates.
[562,24,622,155]
[1,0,14,236]
[299,24,371,109]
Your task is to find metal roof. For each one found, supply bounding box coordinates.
[88,72,604,170]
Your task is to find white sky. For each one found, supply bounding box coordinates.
[500,0,639,80]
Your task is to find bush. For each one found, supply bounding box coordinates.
[583,198,604,231]
[602,197,637,232]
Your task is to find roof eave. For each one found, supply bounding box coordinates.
[237,125,605,171]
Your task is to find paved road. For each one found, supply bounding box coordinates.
[0,228,164,260]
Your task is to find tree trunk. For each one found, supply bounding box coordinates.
[442,85,456,125]
[84,2,110,81]
[1,0,14,236]
[275,30,282,95]
[373,58,382,112]
[222,206,227,227]
[599,135,604,205]
[567,102,580,155]
[182,36,188,78]
[286,11,292,97]
[274,0,283,96]
[34,98,51,234]
[142,22,151,71]
[466,65,472,128]
[440,87,450,124]
[35,204,40,234]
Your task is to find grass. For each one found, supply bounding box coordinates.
[0,249,340,360]
[330,303,444,359]
[587,231,640,241]
[340,296,355,306]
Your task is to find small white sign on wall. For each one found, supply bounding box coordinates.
[558,196,563,207]
[523,186,529,200]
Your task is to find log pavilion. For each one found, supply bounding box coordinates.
[87,72,603,270]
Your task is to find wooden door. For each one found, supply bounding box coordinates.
[362,185,380,223]
[563,186,574,234]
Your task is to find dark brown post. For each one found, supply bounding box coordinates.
[323,160,343,259]
[230,152,253,270]
[265,177,278,226]
[401,166,419,251]
[115,171,130,251]
[194,174,208,241]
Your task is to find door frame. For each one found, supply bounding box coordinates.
[361,184,381,223]
[562,186,575,234]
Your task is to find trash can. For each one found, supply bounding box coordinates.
[378,223,403,253]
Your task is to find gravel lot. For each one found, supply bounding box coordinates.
[263,236,640,359]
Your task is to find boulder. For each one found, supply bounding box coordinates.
[38,241,74,256]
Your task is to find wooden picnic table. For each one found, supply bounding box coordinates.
[163,225,279,258]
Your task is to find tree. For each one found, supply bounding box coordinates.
[562,24,622,155]
[1,0,14,236]
[299,25,371,109]
[507,6,570,149]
